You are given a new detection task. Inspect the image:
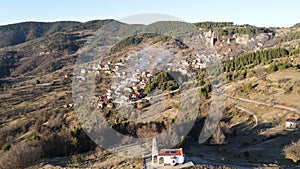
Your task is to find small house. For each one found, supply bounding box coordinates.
[107,95,113,101]
[154,148,185,166]
[68,103,74,108]
[147,72,153,78]
[104,64,109,70]
[80,69,86,74]
[104,70,111,74]
[286,118,297,129]
[199,63,206,69]
[106,92,112,96]
[152,138,185,166]
[133,93,140,99]
[97,101,104,109]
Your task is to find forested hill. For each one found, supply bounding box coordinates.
[0,20,279,49]
[0,19,114,48]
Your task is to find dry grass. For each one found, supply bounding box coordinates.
[283,139,300,163]
[0,142,42,169]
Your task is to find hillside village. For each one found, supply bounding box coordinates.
[76,52,209,110]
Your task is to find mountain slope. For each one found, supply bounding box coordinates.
[0,19,117,48]
[0,20,300,169]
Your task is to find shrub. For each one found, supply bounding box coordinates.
[40,133,73,157]
[144,72,179,94]
[267,63,278,73]
[110,33,158,53]
[40,129,96,158]
[243,151,250,158]
[240,83,254,93]
[152,35,171,44]
[199,81,212,98]
[35,79,40,84]
[70,155,82,164]
[0,143,42,169]
[1,143,11,152]
[0,64,10,78]
[283,139,300,163]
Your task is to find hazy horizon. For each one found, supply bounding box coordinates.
[1,0,300,28]
[0,17,298,28]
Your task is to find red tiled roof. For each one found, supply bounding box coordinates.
[286,118,296,122]
[158,148,183,156]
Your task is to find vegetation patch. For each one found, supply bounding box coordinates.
[277,31,300,43]
[283,139,300,163]
[218,26,274,37]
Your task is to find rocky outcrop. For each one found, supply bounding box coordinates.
[235,34,254,45]
[204,30,218,46]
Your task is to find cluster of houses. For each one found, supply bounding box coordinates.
[97,89,114,109]
[127,70,154,98]
[96,70,154,109]
[94,60,156,109]
[178,58,206,73]
[93,56,208,109]
[75,51,216,110]
[191,58,207,69]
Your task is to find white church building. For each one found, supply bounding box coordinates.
[151,138,185,166]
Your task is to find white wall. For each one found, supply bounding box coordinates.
[160,155,184,165]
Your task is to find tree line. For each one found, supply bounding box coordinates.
[223,47,300,81]
[277,31,300,43]
[217,26,274,36]
[223,47,289,72]
[144,72,179,94]
[196,46,300,94]
[194,22,234,29]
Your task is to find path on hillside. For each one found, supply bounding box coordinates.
[224,94,300,113]
[234,105,258,129]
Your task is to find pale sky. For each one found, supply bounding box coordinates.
[1,0,299,27]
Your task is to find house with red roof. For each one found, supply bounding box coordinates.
[157,148,185,166]
[151,138,185,166]
[132,92,140,99]
[286,117,297,129]
[97,101,104,109]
